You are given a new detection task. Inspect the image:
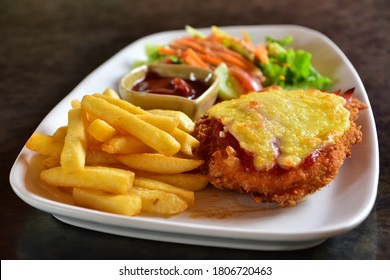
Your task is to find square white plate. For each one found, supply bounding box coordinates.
[10,25,379,250]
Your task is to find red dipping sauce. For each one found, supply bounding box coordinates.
[132,71,210,100]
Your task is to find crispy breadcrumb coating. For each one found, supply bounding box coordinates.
[194,93,367,207]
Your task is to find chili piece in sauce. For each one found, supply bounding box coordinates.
[132,71,209,100]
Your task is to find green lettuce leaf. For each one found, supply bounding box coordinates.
[261,36,332,90]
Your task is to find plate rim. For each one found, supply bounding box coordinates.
[9,24,379,249]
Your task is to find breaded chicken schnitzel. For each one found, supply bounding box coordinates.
[195,87,367,206]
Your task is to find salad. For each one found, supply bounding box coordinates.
[134,26,332,100]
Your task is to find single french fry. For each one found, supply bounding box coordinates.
[86,150,121,166]
[42,156,61,169]
[81,95,180,156]
[87,119,117,142]
[86,111,99,124]
[102,88,120,99]
[117,153,204,174]
[52,126,68,140]
[171,128,200,156]
[130,187,188,215]
[101,135,154,154]
[148,109,195,133]
[71,99,81,109]
[134,171,209,191]
[40,166,134,194]
[26,132,64,157]
[94,93,146,114]
[134,177,194,206]
[73,188,142,216]
[95,94,178,132]
[137,114,179,133]
[60,108,88,174]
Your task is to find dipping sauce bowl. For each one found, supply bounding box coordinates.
[119,64,219,120]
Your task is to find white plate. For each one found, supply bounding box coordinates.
[10,25,379,251]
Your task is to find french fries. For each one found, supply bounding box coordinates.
[87,119,117,142]
[134,172,209,191]
[102,87,120,99]
[52,126,68,140]
[26,133,64,157]
[25,88,208,217]
[40,166,134,194]
[101,135,153,154]
[148,109,195,133]
[130,187,187,215]
[171,128,200,156]
[94,93,145,114]
[81,95,181,156]
[60,108,88,174]
[137,114,179,133]
[117,153,204,174]
[134,177,194,206]
[73,188,142,216]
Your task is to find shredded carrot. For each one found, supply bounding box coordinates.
[157,33,268,94]
[173,37,205,52]
[214,51,249,70]
[182,48,209,69]
[207,33,224,44]
[158,47,179,56]
[183,56,206,69]
[166,35,263,75]
[197,53,223,67]
[215,47,259,73]
[254,44,269,64]
[184,37,254,71]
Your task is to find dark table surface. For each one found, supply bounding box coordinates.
[1,0,389,260]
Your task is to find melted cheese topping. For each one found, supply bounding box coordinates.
[207,89,350,170]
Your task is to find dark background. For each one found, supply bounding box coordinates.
[1,0,389,259]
